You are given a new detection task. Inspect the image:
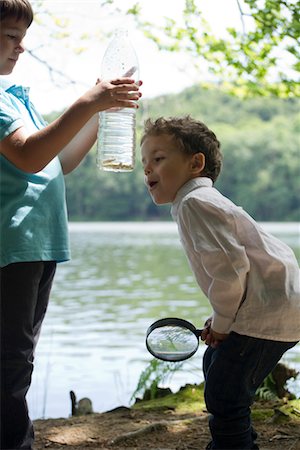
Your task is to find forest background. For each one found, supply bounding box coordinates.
[45,87,300,222]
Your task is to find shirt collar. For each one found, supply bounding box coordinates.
[171,177,213,219]
[0,77,30,101]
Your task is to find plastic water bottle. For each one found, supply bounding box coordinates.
[97,29,139,172]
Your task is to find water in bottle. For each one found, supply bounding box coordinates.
[97,29,139,172]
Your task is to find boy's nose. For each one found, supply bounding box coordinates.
[143,164,152,175]
[16,40,25,53]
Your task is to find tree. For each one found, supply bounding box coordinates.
[25,1,108,88]
[100,0,300,97]
[47,86,300,222]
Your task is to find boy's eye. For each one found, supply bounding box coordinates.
[155,156,164,162]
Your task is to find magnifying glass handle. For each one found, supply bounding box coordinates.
[195,328,204,338]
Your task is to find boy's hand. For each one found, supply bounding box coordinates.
[201,317,229,348]
[86,77,142,113]
[210,329,229,346]
[201,316,212,342]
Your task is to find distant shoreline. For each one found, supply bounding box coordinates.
[68,221,300,235]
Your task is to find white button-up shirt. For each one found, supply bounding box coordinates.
[171,177,300,342]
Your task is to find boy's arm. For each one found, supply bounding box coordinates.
[58,114,98,175]
[0,78,140,173]
[180,199,250,335]
[59,78,142,174]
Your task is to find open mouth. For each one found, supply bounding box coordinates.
[149,181,158,189]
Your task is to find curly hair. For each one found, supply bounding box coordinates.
[141,116,222,183]
[0,0,33,27]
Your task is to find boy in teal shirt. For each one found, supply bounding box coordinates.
[0,1,142,448]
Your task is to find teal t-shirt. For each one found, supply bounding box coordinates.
[0,78,70,267]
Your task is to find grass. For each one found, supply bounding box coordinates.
[133,382,300,426]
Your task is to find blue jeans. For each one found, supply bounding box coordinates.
[1,261,56,450]
[203,332,298,449]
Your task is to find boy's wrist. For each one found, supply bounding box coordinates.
[211,313,233,335]
[211,328,229,341]
[72,95,96,119]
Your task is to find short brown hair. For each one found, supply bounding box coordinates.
[141,116,222,183]
[0,0,33,27]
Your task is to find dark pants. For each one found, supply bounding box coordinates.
[203,332,298,449]
[0,261,56,450]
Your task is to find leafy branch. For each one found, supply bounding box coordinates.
[131,359,183,402]
[104,0,300,97]
[25,1,101,88]
[26,48,79,87]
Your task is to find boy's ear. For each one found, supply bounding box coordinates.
[191,152,205,175]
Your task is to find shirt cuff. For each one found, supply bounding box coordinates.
[212,313,234,334]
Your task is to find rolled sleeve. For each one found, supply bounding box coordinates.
[0,89,23,141]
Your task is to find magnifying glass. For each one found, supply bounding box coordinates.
[146,318,204,362]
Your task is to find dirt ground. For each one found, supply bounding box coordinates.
[34,403,300,450]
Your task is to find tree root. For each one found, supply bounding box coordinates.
[109,416,207,446]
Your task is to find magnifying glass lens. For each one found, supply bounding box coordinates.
[146,325,199,361]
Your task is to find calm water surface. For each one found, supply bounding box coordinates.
[28,222,300,419]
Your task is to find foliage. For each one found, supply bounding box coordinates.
[28,1,300,96]
[130,358,183,402]
[27,1,106,87]
[256,373,279,401]
[132,381,207,414]
[132,359,298,410]
[101,0,300,97]
[131,364,300,426]
[45,84,300,222]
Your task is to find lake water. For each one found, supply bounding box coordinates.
[28,222,300,420]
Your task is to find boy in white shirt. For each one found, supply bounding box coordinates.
[141,116,300,450]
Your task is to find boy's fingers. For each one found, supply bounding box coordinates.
[114,100,139,109]
[201,328,209,341]
[110,78,142,91]
[204,332,212,345]
[113,89,141,98]
[204,317,212,327]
